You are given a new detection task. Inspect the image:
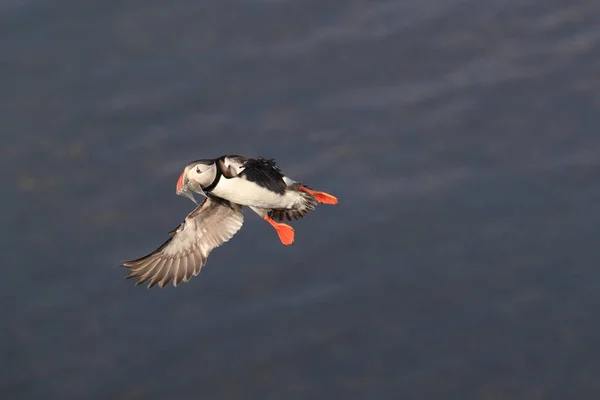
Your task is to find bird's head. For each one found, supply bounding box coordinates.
[176,160,217,204]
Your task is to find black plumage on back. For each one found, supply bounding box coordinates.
[241,157,287,194]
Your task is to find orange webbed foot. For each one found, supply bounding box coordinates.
[263,216,295,245]
[298,185,338,205]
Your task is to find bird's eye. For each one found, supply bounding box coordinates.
[196,167,201,173]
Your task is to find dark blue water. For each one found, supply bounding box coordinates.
[3,0,600,398]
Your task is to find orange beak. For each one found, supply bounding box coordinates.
[176,167,199,204]
[176,170,186,193]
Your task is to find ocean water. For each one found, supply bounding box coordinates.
[3,0,600,398]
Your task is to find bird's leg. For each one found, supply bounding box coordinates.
[298,185,338,205]
[263,216,295,245]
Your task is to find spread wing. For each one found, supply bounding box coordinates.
[123,197,244,288]
[239,157,287,194]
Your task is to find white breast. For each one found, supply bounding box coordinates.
[210,177,297,208]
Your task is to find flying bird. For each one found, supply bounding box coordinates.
[122,155,338,288]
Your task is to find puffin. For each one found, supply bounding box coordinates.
[122,155,338,288]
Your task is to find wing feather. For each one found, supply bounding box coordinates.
[123,197,244,288]
[239,157,287,194]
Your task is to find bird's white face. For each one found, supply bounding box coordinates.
[187,162,216,188]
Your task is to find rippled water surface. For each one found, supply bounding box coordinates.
[3,0,600,398]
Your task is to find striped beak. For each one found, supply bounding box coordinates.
[176,169,199,204]
[176,170,187,194]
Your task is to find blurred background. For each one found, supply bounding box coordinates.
[3,0,600,399]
